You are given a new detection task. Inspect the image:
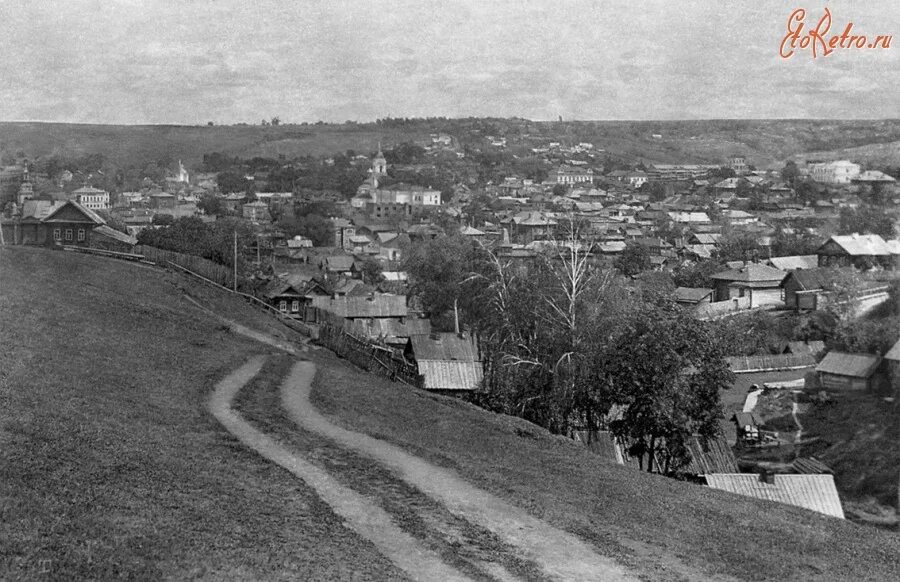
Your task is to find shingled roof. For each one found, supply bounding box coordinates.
[820,234,891,256]
[710,263,786,285]
[816,352,881,378]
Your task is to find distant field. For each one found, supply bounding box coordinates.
[3,119,900,169]
[0,247,404,580]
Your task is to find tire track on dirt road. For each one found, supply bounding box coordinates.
[281,360,636,582]
[209,357,473,582]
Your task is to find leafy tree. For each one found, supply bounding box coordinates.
[358,256,385,286]
[277,214,334,247]
[715,231,762,263]
[152,213,175,226]
[614,242,651,276]
[551,184,568,197]
[781,160,800,185]
[198,194,224,216]
[603,302,733,474]
[672,259,722,289]
[837,207,896,239]
[217,170,252,194]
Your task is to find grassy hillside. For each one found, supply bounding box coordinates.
[3,119,900,170]
[0,247,406,580]
[2,246,899,580]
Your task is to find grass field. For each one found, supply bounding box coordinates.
[0,247,405,580]
[2,246,899,580]
[305,348,900,581]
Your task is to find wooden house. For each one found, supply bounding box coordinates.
[709,263,786,307]
[817,234,894,270]
[674,287,714,306]
[816,352,882,392]
[781,268,832,310]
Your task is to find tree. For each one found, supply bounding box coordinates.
[277,214,334,247]
[837,207,896,239]
[715,231,762,263]
[614,242,651,276]
[551,183,568,197]
[603,303,733,474]
[198,194,224,216]
[781,160,800,185]
[358,256,385,286]
[152,213,174,226]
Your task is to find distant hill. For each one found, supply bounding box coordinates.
[3,119,900,171]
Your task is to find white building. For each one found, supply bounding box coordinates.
[810,160,860,185]
[74,186,110,210]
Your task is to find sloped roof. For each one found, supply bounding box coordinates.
[310,294,407,318]
[791,457,833,475]
[681,436,739,476]
[324,255,355,271]
[705,474,844,518]
[768,255,818,271]
[92,225,137,246]
[822,234,891,256]
[459,226,486,236]
[711,263,786,284]
[674,287,714,303]
[691,233,720,245]
[21,200,64,220]
[816,352,881,378]
[346,316,431,340]
[409,333,479,361]
[785,268,832,290]
[885,338,900,362]
[733,412,762,427]
[42,200,106,225]
[418,360,483,391]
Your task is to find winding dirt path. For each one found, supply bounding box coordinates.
[209,357,472,582]
[281,360,635,582]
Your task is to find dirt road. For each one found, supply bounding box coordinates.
[209,357,472,582]
[281,360,635,582]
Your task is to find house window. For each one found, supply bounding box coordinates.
[65,229,73,241]
[77,229,85,242]
[291,300,299,312]
[53,229,61,241]
[279,300,287,312]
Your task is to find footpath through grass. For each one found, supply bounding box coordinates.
[0,247,404,580]
[306,346,900,582]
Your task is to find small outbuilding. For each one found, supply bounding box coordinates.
[815,351,882,392]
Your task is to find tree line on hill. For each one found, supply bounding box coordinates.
[403,230,734,475]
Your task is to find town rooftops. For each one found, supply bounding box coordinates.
[705,473,844,518]
[820,234,891,256]
[710,263,786,285]
[816,352,881,378]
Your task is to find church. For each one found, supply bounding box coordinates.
[351,143,441,215]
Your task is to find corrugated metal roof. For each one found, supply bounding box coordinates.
[410,333,479,361]
[791,457,833,475]
[417,360,483,391]
[705,474,844,518]
[682,436,740,475]
[816,352,881,378]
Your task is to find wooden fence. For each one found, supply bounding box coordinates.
[316,321,424,388]
[135,245,237,289]
[694,296,752,320]
[727,353,817,373]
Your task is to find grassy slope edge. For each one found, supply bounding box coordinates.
[0,247,405,581]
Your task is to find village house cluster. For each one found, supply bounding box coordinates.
[2,125,899,520]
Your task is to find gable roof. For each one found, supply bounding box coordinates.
[324,255,355,271]
[409,333,479,361]
[816,352,882,378]
[41,200,106,225]
[417,360,484,391]
[705,473,844,518]
[711,263,786,284]
[785,268,832,291]
[820,234,891,256]
[21,200,65,221]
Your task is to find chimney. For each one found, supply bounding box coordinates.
[759,469,776,485]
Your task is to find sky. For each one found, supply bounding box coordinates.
[2,0,898,124]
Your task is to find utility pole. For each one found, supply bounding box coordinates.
[233,230,238,292]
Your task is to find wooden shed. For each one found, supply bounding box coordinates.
[816,352,882,392]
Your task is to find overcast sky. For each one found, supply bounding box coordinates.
[2,0,898,124]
